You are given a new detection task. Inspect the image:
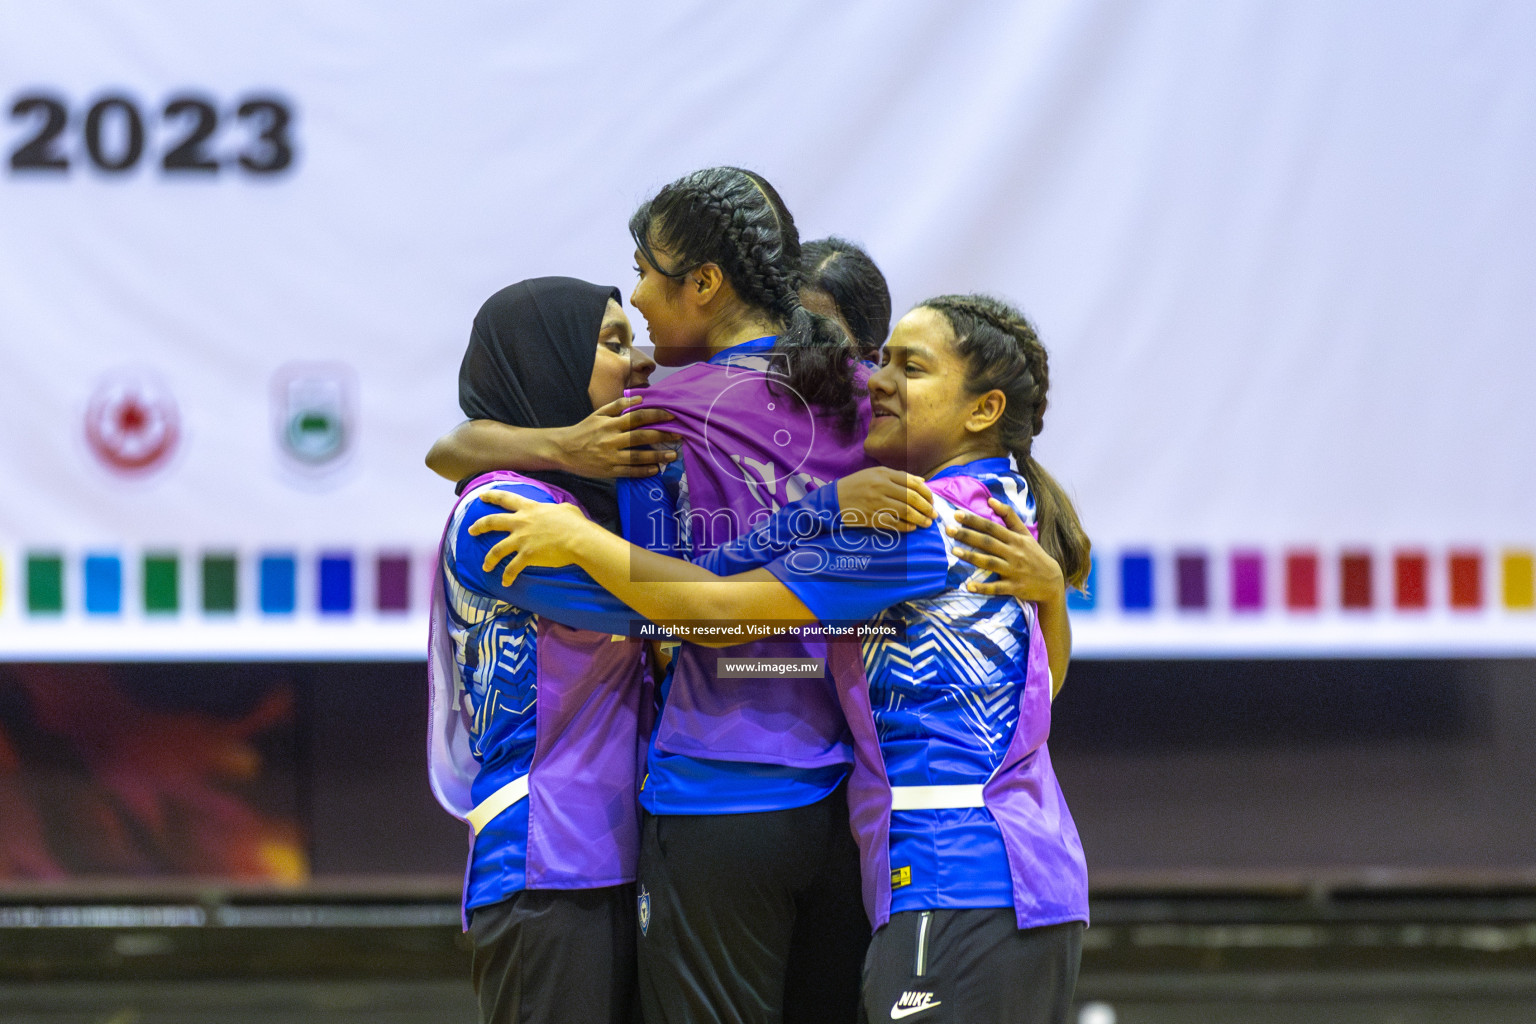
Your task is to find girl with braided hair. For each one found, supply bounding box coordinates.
[474,291,1090,1023]
[627,168,863,426]
[613,167,879,1023]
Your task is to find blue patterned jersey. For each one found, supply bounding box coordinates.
[441,479,640,910]
[762,457,1039,911]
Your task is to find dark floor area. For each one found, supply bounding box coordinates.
[4,889,1536,1022]
[4,975,1535,1023]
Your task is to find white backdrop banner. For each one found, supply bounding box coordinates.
[2,0,1534,659]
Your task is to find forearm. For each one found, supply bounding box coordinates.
[1036,592,1072,699]
[695,485,840,575]
[570,528,811,644]
[426,420,566,481]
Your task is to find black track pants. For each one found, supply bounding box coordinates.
[469,883,639,1024]
[859,909,1083,1024]
[636,782,870,1024]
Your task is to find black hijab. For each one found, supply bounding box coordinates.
[458,276,622,529]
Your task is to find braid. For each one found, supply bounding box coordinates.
[1020,334,1049,439]
[702,174,806,326]
[963,301,1048,430]
[642,174,797,312]
[919,293,1092,591]
[922,294,1044,455]
[631,167,860,433]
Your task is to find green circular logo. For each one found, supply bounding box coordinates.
[285,408,345,463]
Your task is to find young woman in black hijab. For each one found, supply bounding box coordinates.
[428,286,682,489]
[429,277,659,1024]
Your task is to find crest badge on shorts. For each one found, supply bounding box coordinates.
[84,369,181,476]
[272,362,357,480]
[638,885,651,937]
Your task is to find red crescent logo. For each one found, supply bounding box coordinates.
[85,374,181,474]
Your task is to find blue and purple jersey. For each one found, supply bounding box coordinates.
[428,472,651,922]
[707,457,1089,930]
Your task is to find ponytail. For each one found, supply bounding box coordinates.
[919,294,1092,591]
[773,304,862,434]
[1018,453,1092,591]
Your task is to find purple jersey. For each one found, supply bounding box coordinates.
[623,338,875,809]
